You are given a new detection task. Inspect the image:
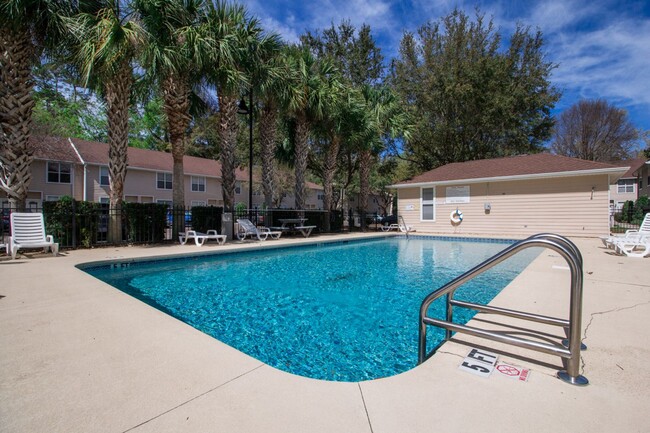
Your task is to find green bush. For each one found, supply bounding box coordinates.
[632,196,649,224]
[43,196,102,247]
[621,200,635,223]
[122,202,168,242]
[191,206,223,233]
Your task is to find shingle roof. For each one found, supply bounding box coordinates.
[394,153,627,187]
[30,136,247,180]
[608,158,647,178]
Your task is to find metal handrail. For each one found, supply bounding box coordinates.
[399,215,410,238]
[418,233,588,386]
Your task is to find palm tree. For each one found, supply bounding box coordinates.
[357,85,410,230]
[203,1,250,212]
[65,1,144,242]
[283,46,340,210]
[0,0,69,211]
[313,85,363,231]
[250,34,283,209]
[136,0,212,235]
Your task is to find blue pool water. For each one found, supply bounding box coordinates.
[83,236,540,382]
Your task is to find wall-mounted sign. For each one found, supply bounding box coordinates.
[404,204,414,211]
[446,186,470,204]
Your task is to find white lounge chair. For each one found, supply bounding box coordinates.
[399,223,415,233]
[236,218,282,241]
[8,212,59,259]
[381,224,399,232]
[612,235,650,258]
[179,229,226,246]
[601,213,650,249]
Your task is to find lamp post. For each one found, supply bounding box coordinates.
[238,89,253,217]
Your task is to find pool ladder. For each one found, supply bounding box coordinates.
[418,233,588,386]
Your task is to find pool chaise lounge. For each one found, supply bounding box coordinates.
[8,212,59,260]
[179,230,226,246]
[236,218,282,241]
[601,213,650,249]
[613,235,650,258]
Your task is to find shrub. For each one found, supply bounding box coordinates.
[122,202,168,242]
[191,206,223,233]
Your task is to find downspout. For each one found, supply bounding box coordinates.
[68,138,87,201]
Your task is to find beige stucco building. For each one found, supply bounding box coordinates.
[0,136,325,210]
[390,154,629,238]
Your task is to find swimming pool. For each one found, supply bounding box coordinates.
[82,236,540,382]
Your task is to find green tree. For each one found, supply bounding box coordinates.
[251,35,284,209]
[65,0,145,242]
[283,46,340,210]
[301,21,386,228]
[136,0,212,235]
[301,20,384,86]
[0,0,70,210]
[391,9,559,172]
[551,99,639,161]
[356,85,409,229]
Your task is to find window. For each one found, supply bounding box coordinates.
[317,193,324,201]
[191,176,205,192]
[100,166,109,186]
[46,195,60,201]
[47,162,71,183]
[235,182,242,195]
[157,172,172,190]
[191,200,206,207]
[99,197,110,204]
[617,179,635,194]
[421,187,435,221]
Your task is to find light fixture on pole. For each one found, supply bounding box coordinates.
[237,90,254,216]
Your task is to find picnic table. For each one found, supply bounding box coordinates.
[272,218,317,237]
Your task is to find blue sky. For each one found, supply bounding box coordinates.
[243,0,650,138]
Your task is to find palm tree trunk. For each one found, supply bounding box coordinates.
[218,94,238,211]
[259,101,277,208]
[294,114,310,210]
[0,25,35,212]
[105,61,132,243]
[359,149,372,231]
[322,134,341,231]
[162,74,191,237]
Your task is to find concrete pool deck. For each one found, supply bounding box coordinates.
[1,233,649,432]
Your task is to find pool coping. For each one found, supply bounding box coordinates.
[1,233,649,432]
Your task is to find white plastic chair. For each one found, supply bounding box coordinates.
[612,234,650,258]
[8,212,59,259]
[601,213,650,249]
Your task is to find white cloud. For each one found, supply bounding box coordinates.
[550,16,650,110]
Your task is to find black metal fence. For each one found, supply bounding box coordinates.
[0,200,386,249]
[610,204,650,233]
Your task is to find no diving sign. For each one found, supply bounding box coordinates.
[495,362,530,382]
[459,348,530,382]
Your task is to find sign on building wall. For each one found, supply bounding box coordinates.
[445,186,470,204]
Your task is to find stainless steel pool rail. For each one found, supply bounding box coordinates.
[417,233,589,386]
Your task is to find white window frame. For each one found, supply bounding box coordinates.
[191,200,206,207]
[46,195,61,201]
[99,196,110,204]
[156,172,173,190]
[617,179,635,194]
[99,166,110,186]
[421,186,435,221]
[191,175,206,192]
[46,162,72,184]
